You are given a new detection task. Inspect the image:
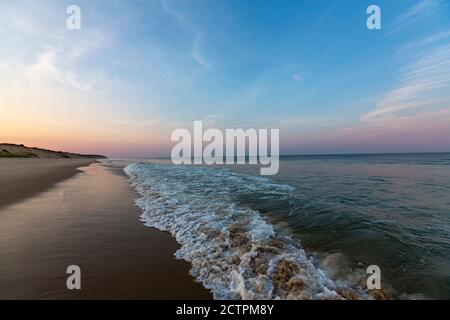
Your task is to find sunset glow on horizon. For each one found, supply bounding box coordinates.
[1,0,449,158]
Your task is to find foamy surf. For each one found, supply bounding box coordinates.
[124,162,368,300]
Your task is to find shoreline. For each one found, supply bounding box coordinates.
[0,158,96,210]
[0,159,211,299]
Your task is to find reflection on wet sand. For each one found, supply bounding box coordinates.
[0,163,211,299]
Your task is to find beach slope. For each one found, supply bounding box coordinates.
[0,161,211,299]
[0,158,95,209]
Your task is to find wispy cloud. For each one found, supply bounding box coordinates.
[362,44,450,123]
[233,114,342,129]
[107,118,166,127]
[276,115,341,129]
[25,46,102,92]
[0,1,108,93]
[191,34,210,68]
[161,0,210,69]
[161,0,184,22]
[396,30,450,53]
[388,0,447,35]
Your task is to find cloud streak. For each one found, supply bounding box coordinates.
[232,114,342,130]
[191,34,210,68]
[362,40,450,124]
[161,0,210,69]
[161,0,184,22]
[388,0,447,35]
[0,1,108,93]
[25,47,100,92]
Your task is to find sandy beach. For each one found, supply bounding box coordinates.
[0,160,211,299]
[0,159,95,210]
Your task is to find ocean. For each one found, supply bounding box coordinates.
[124,153,450,299]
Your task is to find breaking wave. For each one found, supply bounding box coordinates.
[124,162,369,300]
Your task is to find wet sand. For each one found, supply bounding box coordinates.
[0,161,211,299]
[0,159,95,210]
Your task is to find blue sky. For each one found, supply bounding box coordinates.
[0,0,449,156]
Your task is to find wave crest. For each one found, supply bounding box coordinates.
[124,162,367,300]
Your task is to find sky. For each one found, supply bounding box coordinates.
[0,0,449,157]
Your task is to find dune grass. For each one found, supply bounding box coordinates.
[0,150,38,158]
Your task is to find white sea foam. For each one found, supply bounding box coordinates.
[124,162,368,300]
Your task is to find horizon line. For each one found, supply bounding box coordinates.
[111,151,450,160]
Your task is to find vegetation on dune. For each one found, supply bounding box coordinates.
[0,150,38,158]
[0,144,106,159]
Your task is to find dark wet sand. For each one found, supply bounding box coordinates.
[0,159,95,210]
[0,162,212,299]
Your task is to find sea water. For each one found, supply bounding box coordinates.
[124,153,450,299]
